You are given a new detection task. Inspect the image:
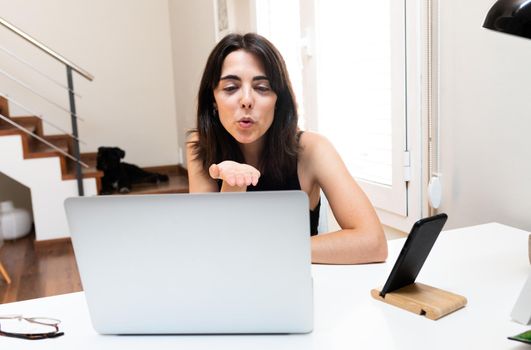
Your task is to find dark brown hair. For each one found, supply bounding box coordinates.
[188,33,299,184]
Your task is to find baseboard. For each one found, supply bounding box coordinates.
[34,237,72,251]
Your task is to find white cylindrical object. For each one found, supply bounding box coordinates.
[0,201,32,240]
[428,176,442,209]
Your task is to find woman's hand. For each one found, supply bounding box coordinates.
[209,161,260,189]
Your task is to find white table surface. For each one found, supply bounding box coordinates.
[1,222,530,349]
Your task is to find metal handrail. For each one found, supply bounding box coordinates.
[0,67,84,121]
[1,16,95,195]
[0,17,94,81]
[0,45,82,98]
[0,93,86,145]
[0,113,89,168]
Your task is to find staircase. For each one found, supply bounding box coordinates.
[0,95,101,241]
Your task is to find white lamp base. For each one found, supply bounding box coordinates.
[511,270,531,325]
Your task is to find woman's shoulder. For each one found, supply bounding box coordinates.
[298,130,333,156]
[297,131,340,187]
[185,130,199,155]
[186,130,199,147]
[187,130,199,142]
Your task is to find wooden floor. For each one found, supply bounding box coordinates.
[0,231,81,304]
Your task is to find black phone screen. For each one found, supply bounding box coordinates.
[379,213,448,297]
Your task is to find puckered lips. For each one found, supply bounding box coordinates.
[237,117,255,129]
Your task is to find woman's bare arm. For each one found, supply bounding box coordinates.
[300,132,388,264]
[186,134,218,193]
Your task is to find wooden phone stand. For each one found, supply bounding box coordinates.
[371,283,467,320]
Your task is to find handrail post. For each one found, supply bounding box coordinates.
[66,66,83,196]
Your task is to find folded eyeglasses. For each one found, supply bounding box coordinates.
[0,315,64,340]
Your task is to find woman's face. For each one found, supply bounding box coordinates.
[213,50,277,148]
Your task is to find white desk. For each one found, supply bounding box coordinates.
[0,223,529,349]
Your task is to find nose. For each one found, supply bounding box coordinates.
[240,87,253,109]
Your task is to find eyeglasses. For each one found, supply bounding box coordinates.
[0,315,64,340]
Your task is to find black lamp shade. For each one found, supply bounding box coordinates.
[483,0,531,39]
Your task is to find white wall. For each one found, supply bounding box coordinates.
[168,0,216,162]
[438,0,531,231]
[0,0,179,167]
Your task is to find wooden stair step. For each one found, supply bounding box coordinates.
[0,117,41,136]
[0,122,36,135]
[27,135,71,158]
[76,152,97,168]
[64,153,103,180]
[11,116,43,135]
[0,96,10,117]
[64,163,101,178]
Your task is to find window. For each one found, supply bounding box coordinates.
[255,0,424,231]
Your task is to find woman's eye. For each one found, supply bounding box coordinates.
[223,86,238,92]
[255,85,271,92]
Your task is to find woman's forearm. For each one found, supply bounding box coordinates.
[311,228,388,264]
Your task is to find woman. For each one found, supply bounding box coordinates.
[187,33,387,264]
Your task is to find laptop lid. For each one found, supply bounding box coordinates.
[64,191,313,334]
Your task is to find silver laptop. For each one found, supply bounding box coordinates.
[64,191,313,334]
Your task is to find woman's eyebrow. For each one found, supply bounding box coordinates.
[252,75,269,81]
[220,74,240,81]
[219,75,269,81]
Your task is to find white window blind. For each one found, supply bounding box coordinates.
[315,0,393,186]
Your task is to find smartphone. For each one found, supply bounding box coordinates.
[379,213,448,297]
